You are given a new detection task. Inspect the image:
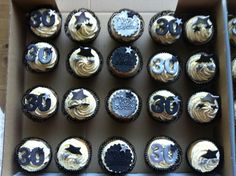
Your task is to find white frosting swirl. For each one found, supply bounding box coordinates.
[56,138,90,171]
[64,89,98,120]
[187,140,220,173]
[228,18,236,46]
[232,58,236,81]
[69,47,101,77]
[30,9,61,38]
[186,53,216,83]
[17,138,51,172]
[185,15,213,44]
[67,10,99,42]
[188,92,219,123]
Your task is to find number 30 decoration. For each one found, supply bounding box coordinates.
[18,147,45,166]
[152,56,179,75]
[23,94,51,112]
[30,9,56,28]
[156,18,182,36]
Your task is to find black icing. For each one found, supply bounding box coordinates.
[127,11,135,18]
[78,47,94,57]
[71,89,88,100]
[42,9,56,27]
[155,18,182,36]
[65,145,82,155]
[25,44,38,62]
[195,54,213,63]
[193,16,212,32]
[104,144,133,173]
[201,150,218,159]
[155,18,168,35]
[196,103,205,109]
[201,93,219,104]
[30,9,56,28]
[30,10,41,28]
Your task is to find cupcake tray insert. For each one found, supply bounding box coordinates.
[3,0,235,175]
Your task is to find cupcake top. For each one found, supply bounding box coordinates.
[108,9,144,43]
[148,90,181,122]
[99,138,136,174]
[22,86,58,120]
[188,92,219,123]
[29,8,61,38]
[148,52,180,83]
[228,18,236,46]
[16,138,52,172]
[65,9,100,42]
[186,53,216,84]
[56,137,91,172]
[108,46,142,78]
[145,136,182,171]
[64,88,99,121]
[187,140,220,173]
[232,58,236,81]
[185,15,213,45]
[68,46,102,78]
[107,89,140,121]
[24,42,58,72]
[149,11,183,44]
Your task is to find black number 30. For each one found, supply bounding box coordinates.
[30,9,55,28]
[23,94,51,112]
[156,18,182,36]
[18,147,45,166]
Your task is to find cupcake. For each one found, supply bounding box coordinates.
[148,52,180,83]
[29,8,62,38]
[149,11,183,45]
[21,86,58,121]
[108,9,144,43]
[228,17,236,46]
[145,136,182,172]
[63,88,99,121]
[148,90,181,122]
[55,137,91,174]
[67,46,103,78]
[106,89,141,122]
[187,140,220,173]
[99,137,136,175]
[64,9,100,43]
[232,57,236,81]
[186,53,216,84]
[23,42,59,72]
[187,92,219,123]
[108,46,142,78]
[185,15,214,45]
[15,137,52,173]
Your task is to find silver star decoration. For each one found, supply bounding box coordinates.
[176,18,182,25]
[173,96,180,104]
[49,9,56,17]
[120,144,129,153]
[125,47,132,54]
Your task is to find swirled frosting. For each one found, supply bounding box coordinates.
[30,8,61,38]
[232,58,236,81]
[64,88,98,120]
[185,15,213,44]
[17,138,51,172]
[187,140,220,173]
[148,90,181,121]
[188,92,219,123]
[66,9,100,42]
[26,42,58,72]
[24,86,58,119]
[149,53,180,83]
[228,18,236,46]
[69,46,101,77]
[186,53,216,84]
[56,138,90,171]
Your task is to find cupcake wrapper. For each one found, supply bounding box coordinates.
[144,136,182,172]
[64,9,101,43]
[105,88,142,123]
[61,87,100,122]
[66,45,103,79]
[21,85,59,122]
[55,136,92,174]
[107,8,144,43]
[98,136,136,175]
[15,137,52,173]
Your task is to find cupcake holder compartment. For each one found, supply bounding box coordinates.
[3,0,235,175]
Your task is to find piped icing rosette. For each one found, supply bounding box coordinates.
[232,58,236,81]
[56,137,91,173]
[29,8,61,38]
[24,42,58,72]
[108,9,144,43]
[148,52,180,83]
[68,46,102,78]
[187,140,220,173]
[187,92,219,123]
[149,11,182,44]
[21,86,58,120]
[148,90,181,122]
[228,18,236,46]
[185,15,213,45]
[186,53,216,84]
[65,9,100,43]
[63,88,99,121]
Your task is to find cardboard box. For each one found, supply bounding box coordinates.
[2,0,236,175]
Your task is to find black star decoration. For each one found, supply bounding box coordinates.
[195,16,212,29]
[197,103,205,109]
[65,145,82,155]
[75,12,89,30]
[78,47,94,57]
[126,91,133,99]
[201,93,219,104]
[196,54,213,63]
[201,150,218,159]
[71,89,88,100]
